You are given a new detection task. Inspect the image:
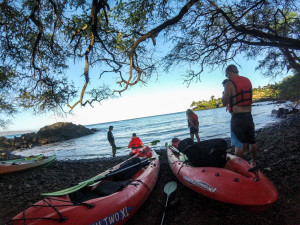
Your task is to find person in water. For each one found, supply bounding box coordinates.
[128,133,144,149]
[107,126,116,158]
[221,64,257,166]
[186,109,200,142]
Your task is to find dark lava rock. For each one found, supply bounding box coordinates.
[0,122,95,151]
[37,122,94,144]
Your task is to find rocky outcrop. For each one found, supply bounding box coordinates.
[37,122,94,145]
[271,107,299,118]
[0,122,96,151]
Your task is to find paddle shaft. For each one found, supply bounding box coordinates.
[42,157,152,196]
[93,158,150,183]
[169,145,180,154]
[169,145,189,159]
[160,195,170,225]
[117,140,160,150]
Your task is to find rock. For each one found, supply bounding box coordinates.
[0,122,94,151]
[271,107,289,118]
[37,122,93,144]
[264,167,272,172]
[21,132,39,144]
[91,128,99,132]
[14,142,21,148]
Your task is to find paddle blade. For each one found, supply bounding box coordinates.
[42,180,93,196]
[179,154,189,162]
[164,181,177,196]
[164,142,169,148]
[149,140,160,146]
[41,175,103,196]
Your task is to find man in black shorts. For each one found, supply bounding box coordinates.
[221,64,257,166]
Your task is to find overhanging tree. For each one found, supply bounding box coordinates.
[162,0,300,83]
[0,0,299,128]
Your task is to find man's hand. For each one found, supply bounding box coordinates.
[222,79,229,87]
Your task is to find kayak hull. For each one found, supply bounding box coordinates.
[8,149,160,225]
[167,145,278,212]
[0,155,56,175]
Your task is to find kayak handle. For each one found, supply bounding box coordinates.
[248,166,260,182]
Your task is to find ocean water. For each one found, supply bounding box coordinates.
[11,101,287,160]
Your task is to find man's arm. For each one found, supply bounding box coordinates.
[221,82,232,106]
[107,131,114,143]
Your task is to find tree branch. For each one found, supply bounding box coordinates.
[208,0,300,50]
[115,0,199,94]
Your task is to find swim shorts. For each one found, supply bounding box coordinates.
[111,143,117,151]
[231,130,243,148]
[231,112,256,144]
[190,126,199,134]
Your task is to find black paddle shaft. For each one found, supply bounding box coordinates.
[94,158,151,183]
[160,196,170,225]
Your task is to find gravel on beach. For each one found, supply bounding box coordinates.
[1,113,299,225]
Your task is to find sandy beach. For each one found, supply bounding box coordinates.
[1,113,299,225]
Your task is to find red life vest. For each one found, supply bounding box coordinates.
[188,114,199,127]
[229,76,252,112]
[128,137,143,148]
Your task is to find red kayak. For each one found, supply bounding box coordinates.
[129,146,153,158]
[8,149,160,225]
[129,147,142,156]
[167,138,278,212]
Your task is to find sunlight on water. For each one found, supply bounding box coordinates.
[12,101,285,160]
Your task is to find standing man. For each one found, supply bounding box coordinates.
[107,126,116,158]
[221,64,257,166]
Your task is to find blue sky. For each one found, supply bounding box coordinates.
[3,55,286,133]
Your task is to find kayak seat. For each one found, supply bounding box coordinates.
[94,179,133,196]
[69,187,101,203]
[69,158,144,203]
[184,138,227,168]
[111,157,142,181]
[177,138,194,154]
[69,179,133,203]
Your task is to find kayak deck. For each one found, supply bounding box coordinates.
[167,147,278,212]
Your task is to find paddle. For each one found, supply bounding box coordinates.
[161,181,177,225]
[165,142,189,162]
[42,158,152,196]
[116,140,160,150]
[148,140,160,146]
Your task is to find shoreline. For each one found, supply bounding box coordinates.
[1,112,300,224]
[1,101,294,161]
